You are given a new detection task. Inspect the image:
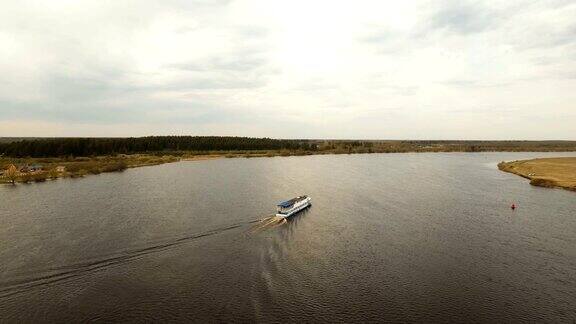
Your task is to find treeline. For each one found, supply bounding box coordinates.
[2,137,575,158]
[0,136,315,157]
[313,140,576,154]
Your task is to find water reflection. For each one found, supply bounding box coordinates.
[278,207,311,241]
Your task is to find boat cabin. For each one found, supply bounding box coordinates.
[276,195,308,214]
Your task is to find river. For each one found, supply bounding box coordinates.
[1,153,576,322]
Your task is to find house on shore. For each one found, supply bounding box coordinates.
[19,164,44,173]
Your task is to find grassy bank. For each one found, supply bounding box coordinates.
[0,151,307,184]
[0,154,180,184]
[498,157,576,192]
[4,148,576,186]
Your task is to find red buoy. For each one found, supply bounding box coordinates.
[511,203,516,210]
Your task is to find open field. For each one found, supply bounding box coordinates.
[498,157,576,192]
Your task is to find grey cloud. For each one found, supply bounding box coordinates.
[291,81,339,92]
[358,27,415,55]
[174,26,200,34]
[446,106,522,115]
[167,59,275,90]
[522,24,576,49]
[382,85,418,96]
[169,25,270,72]
[367,83,418,96]
[0,95,247,125]
[171,56,267,72]
[359,26,397,43]
[531,56,560,66]
[236,25,269,38]
[362,75,419,95]
[45,49,271,101]
[162,0,233,10]
[166,47,275,90]
[0,100,143,124]
[561,71,576,80]
[359,1,502,53]
[45,73,137,104]
[164,77,266,90]
[425,1,502,35]
[438,79,515,89]
[43,74,266,105]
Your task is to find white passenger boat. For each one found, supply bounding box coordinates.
[276,196,311,218]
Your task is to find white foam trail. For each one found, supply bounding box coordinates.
[249,215,287,233]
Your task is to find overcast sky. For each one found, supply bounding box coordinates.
[1,0,575,139]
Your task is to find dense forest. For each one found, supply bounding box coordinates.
[1,137,576,158]
[314,140,576,154]
[0,136,315,157]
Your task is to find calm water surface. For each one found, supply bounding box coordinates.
[1,153,576,323]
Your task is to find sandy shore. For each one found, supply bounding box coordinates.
[498,157,576,192]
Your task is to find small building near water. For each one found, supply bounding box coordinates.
[19,164,44,173]
[29,164,43,172]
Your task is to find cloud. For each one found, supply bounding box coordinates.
[170,56,267,72]
[425,1,502,35]
[0,0,575,139]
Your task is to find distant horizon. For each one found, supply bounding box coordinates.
[2,136,576,142]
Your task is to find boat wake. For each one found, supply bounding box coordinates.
[0,214,287,300]
[0,222,252,299]
[248,215,287,233]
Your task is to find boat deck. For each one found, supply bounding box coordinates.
[277,195,308,208]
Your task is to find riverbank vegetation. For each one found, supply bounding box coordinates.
[0,155,180,184]
[2,137,576,184]
[498,158,576,192]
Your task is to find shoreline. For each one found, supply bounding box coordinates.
[2,151,576,185]
[498,157,576,192]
